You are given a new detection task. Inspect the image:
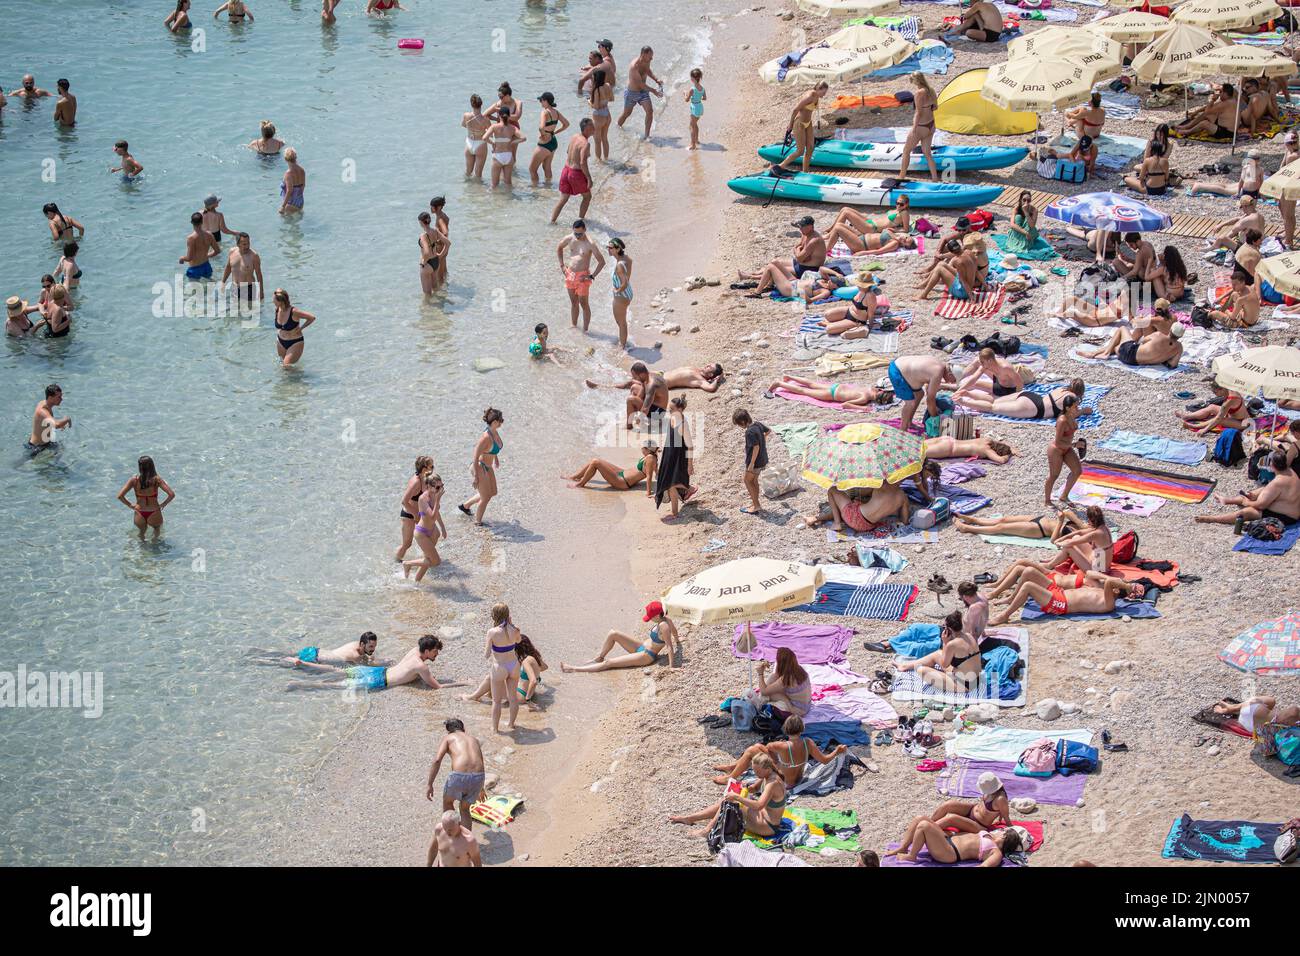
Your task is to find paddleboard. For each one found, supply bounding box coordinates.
[757,140,1028,172]
[727,170,1004,209]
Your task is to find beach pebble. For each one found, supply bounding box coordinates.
[1036,699,1062,722]
[654,341,663,350]
[1120,615,1133,623]
[1103,660,1130,675]
[518,853,530,862]
[484,773,499,791]
[1010,797,1038,814]
[1076,798,1086,808]
[965,703,999,723]
[690,325,701,333]
[755,340,770,349]
[438,626,463,640]
[1206,745,1220,757]
[731,389,743,398]
[472,357,505,373]
[590,777,612,793]
[1110,691,1135,712]
[661,323,681,334]
[1060,702,1080,715]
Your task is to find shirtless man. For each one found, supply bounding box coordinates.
[1197,452,1300,528]
[1240,79,1282,137]
[1208,268,1261,329]
[1206,195,1266,256]
[923,434,1016,464]
[737,216,828,292]
[579,41,616,94]
[806,482,910,534]
[287,634,449,692]
[28,384,70,456]
[110,140,144,179]
[221,232,264,307]
[199,195,237,253]
[427,810,482,868]
[551,118,595,224]
[988,571,1145,626]
[557,219,605,331]
[10,74,50,99]
[623,361,670,430]
[1082,321,1184,368]
[249,631,381,670]
[587,364,724,418]
[53,79,76,126]
[617,46,664,138]
[1113,232,1155,283]
[1176,84,1238,139]
[426,718,487,832]
[946,0,1004,42]
[890,354,956,433]
[951,348,1030,404]
[179,212,220,282]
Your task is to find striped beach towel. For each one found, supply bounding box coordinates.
[1079,460,1216,504]
[971,382,1110,430]
[934,284,1005,320]
[791,582,919,621]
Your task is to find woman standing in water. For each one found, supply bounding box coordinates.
[430,197,450,287]
[279,148,306,214]
[271,287,316,366]
[247,120,283,155]
[396,454,435,562]
[459,407,503,525]
[462,94,490,179]
[43,203,84,242]
[486,113,525,190]
[417,212,448,294]
[607,237,633,349]
[588,69,614,162]
[464,634,548,708]
[528,92,569,187]
[165,0,192,32]
[116,456,176,537]
[485,603,522,733]
[402,472,447,583]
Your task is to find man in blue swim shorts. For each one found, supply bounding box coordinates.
[286,635,453,692]
[250,631,381,671]
[616,45,664,138]
[889,355,955,434]
[179,211,219,282]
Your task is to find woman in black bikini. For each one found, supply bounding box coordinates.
[562,440,658,494]
[1044,393,1087,507]
[886,817,1022,866]
[955,509,1088,541]
[1124,140,1169,196]
[33,284,71,337]
[1046,505,1114,574]
[272,288,316,367]
[821,276,881,337]
[395,455,435,562]
[898,72,938,182]
[43,203,85,242]
[959,378,1086,419]
[896,611,982,693]
[528,92,569,187]
[417,211,448,295]
[116,455,176,537]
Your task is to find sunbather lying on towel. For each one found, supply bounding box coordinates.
[896,610,982,693]
[885,818,1022,866]
[823,197,911,245]
[1177,382,1249,436]
[669,752,786,838]
[1213,696,1300,737]
[805,481,909,534]
[958,378,1086,419]
[928,771,1012,835]
[802,267,849,304]
[951,348,1034,404]
[1080,322,1184,368]
[767,374,893,408]
[988,571,1144,626]
[1196,452,1300,527]
[824,222,918,257]
[954,508,1089,540]
[1049,286,1130,327]
[709,714,847,787]
[923,434,1015,464]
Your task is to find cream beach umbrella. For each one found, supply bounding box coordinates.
[797,0,903,16]
[1257,250,1300,298]
[1262,159,1300,202]
[1086,11,1176,42]
[1008,28,1125,84]
[982,56,1093,145]
[1131,24,1227,86]
[759,24,916,85]
[1172,0,1282,30]
[1211,346,1300,436]
[1187,45,1298,153]
[662,558,825,625]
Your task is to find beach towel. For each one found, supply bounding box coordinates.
[903,480,991,517]
[731,622,855,667]
[1162,814,1285,863]
[934,284,1006,321]
[938,461,987,484]
[747,807,861,853]
[1099,430,1206,466]
[978,530,1061,549]
[1066,481,1166,518]
[1052,557,1180,590]
[812,352,894,378]
[791,582,919,621]
[853,543,909,573]
[1020,596,1160,622]
[769,421,822,459]
[947,726,1095,763]
[805,686,899,726]
[971,382,1109,430]
[1067,346,1191,381]
[1219,611,1300,674]
[991,232,1059,261]
[1192,702,1254,739]
[849,14,924,42]
[794,327,898,358]
[1172,114,1300,142]
[827,521,939,545]
[994,0,1079,21]
[1233,521,1300,556]
[1097,90,1141,121]
[938,757,1088,806]
[835,125,951,147]
[829,93,904,111]
[882,820,1043,866]
[830,239,922,261]
[819,564,892,588]
[891,628,1029,706]
[1079,460,1215,504]
[805,661,873,689]
[715,841,812,867]
[867,41,954,79]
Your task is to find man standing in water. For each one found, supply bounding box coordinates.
[617,46,664,138]
[551,118,595,223]
[29,384,70,455]
[221,232,264,309]
[179,212,220,281]
[556,219,605,331]
[427,811,482,867]
[10,74,50,99]
[426,718,487,832]
[53,79,76,126]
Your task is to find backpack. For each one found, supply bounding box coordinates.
[1056,738,1100,775]
[1247,446,1274,483]
[1213,428,1245,467]
[966,210,994,232]
[1016,738,1058,776]
[706,799,744,854]
[1112,530,1139,564]
[1245,517,1285,542]
[1275,727,1300,767]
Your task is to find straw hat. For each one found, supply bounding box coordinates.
[962,233,985,249]
[6,296,24,313]
[1001,253,1021,270]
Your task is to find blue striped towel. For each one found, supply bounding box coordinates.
[791,582,919,621]
[973,382,1110,430]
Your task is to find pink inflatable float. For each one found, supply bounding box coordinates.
[397,38,424,50]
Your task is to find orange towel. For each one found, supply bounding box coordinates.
[830,94,903,111]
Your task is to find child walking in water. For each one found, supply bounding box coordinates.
[685,68,706,150]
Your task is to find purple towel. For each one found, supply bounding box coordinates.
[731,622,854,665]
[937,758,1087,806]
[938,462,986,485]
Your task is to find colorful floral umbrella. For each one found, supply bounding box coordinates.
[801,422,925,491]
[1219,610,1300,674]
[1043,191,1173,232]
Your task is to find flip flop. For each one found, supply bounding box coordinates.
[863,641,891,653]
[457,504,473,517]
[973,572,996,585]
[1101,729,1129,752]
[915,759,947,772]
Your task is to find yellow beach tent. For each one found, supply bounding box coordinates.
[935,68,1036,136]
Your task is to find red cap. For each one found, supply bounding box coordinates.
[642,600,664,622]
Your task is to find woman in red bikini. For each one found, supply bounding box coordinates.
[117,456,175,537]
[1043,392,1086,507]
[366,0,403,14]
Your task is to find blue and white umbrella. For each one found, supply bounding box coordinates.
[1043,192,1172,233]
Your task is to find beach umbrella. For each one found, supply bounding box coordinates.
[1172,0,1282,30]
[1086,11,1176,42]
[796,0,903,16]
[1219,610,1300,674]
[1261,159,1300,202]
[1258,251,1300,297]
[1107,0,1184,7]
[758,24,916,85]
[1043,191,1172,258]
[1211,344,1300,402]
[1008,28,1125,84]
[981,56,1093,112]
[1131,24,1228,87]
[662,558,825,624]
[801,422,926,491]
[1187,45,1298,153]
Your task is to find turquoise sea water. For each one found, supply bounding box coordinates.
[0,0,715,864]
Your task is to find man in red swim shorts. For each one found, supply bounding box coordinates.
[988,571,1145,626]
[556,218,605,330]
[552,117,595,223]
[806,484,909,535]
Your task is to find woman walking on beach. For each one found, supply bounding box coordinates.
[607,237,633,348]
[485,603,522,733]
[402,472,447,583]
[271,287,316,366]
[396,455,435,561]
[459,407,503,525]
[898,72,938,182]
[462,94,490,179]
[116,455,175,537]
[561,600,679,673]
[654,396,694,521]
[279,147,306,214]
[528,92,569,187]
[589,70,614,161]
[1043,392,1085,507]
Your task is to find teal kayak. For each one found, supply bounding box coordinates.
[727,170,1005,209]
[757,140,1028,172]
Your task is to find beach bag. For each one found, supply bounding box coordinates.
[1275,727,1300,767]
[914,216,940,237]
[1054,160,1086,184]
[1275,830,1299,864]
[1247,446,1273,483]
[941,412,976,441]
[966,210,994,232]
[1245,517,1285,542]
[1017,738,1058,775]
[730,696,756,732]
[1056,739,1100,775]
[928,497,952,524]
[1112,530,1139,564]
[760,461,800,500]
[1190,304,1214,328]
[706,799,744,854]
[912,508,938,530]
[1213,428,1246,467]
[1036,156,1059,180]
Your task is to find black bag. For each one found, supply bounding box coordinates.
[1245,517,1285,542]
[1247,447,1272,482]
[1190,305,1214,328]
[706,799,744,854]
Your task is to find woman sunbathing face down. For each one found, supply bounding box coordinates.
[922,435,1014,464]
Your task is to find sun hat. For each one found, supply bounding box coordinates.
[6,296,24,313]
[1001,253,1020,270]
[642,600,665,622]
[977,771,1004,797]
[1170,322,1185,338]
[955,216,972,230]
[962,233,983,249]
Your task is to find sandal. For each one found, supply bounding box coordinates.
[926,574,952,595]
[973,572,996,585]
[863,641,891,653]
[729,280,758,290]
[1102,729,1129,753]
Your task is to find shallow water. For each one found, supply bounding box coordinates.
[0,0,717,864]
